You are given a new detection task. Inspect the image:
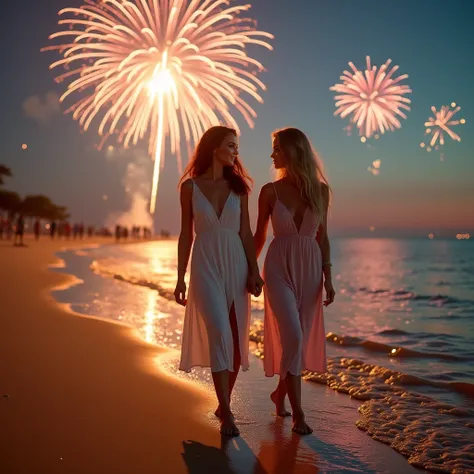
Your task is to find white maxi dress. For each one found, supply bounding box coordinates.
[179,180,250,373]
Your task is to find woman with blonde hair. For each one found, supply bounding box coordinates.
[254,127,335,435]
[175,126,264,437]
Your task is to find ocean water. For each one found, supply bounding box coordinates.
[52,237,474,472]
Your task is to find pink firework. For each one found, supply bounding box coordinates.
[330,56,412,138]
[422,104,466,148]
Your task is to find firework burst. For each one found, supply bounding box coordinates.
[330,56,412,139]
[43,0,273,213]
[420,103,466,151]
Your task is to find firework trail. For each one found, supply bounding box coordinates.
[43,0,273,213]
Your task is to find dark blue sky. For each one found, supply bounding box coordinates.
[2,0,473,236]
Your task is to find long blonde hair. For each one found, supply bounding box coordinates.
[273,127,330,217]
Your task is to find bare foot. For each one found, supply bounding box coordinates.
[270,390,291,417]
[220,412,240,437]
[214,405,234,419]
[292,415,313,435]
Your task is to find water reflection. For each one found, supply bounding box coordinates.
[144,290,158,344]
[254,419,316,474]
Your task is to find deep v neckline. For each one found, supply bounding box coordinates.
[194,181,232,221]
[275,200,308,234]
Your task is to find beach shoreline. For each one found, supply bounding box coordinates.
[1,236,426,474]
[0,236,223,474]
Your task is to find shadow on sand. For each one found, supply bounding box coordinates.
[182,436,267,474]
[182,418,378,474]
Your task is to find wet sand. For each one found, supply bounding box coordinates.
[0,236,423,473]
[0,236,221,474]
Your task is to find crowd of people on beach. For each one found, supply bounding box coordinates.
[114,224,154,242]
[0,214,155,246]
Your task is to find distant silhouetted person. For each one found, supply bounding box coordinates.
[0,216,4,240]
[79,222,84,239]
[58,222,64,239]
[87,225,94,237]
[34,219,41,241]
[50,221,57,239]
[115,224,121,242]
[14,215,25,246]
[6,218,13,240]
[65,222,71,240]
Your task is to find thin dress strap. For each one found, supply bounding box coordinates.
[272,182,278,200]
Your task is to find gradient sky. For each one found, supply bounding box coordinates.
[2,0,473,236]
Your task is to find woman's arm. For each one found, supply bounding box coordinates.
[317,183,335,305]
[174,179,193,305]
[239,193,260,276]
[253,184,273,258]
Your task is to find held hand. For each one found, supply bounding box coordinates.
[247,272,264,297]
[323,279,335,306]
[174,280,187,306]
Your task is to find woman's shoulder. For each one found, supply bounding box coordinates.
[181,178,194,189]
[261,181,279,192]
[320,181,330,197]
[180,178,194,196]
[319,181,330,207]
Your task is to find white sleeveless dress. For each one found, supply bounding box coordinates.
[179,180,251,373]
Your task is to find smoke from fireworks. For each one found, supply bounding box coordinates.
[330,56,411,139]
[43,0,273,213]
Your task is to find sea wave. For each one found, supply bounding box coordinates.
[92,256,474,311]
[91,259,175,300]
[249,321,474,473]
[249,323,474,396]
[325,332,470,361]
[354,286,474,307]
[90,258,265,311]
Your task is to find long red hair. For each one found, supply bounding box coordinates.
[179,126,252,195]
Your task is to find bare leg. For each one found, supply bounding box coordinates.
[270,377,291,417]
[215,305,240,418]
[285,373,313,435]
[212,304,240,436]
[229,305,241,398]
[211,370,238,436]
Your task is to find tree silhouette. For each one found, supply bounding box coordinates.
[0,190,21,214]
[0,167,70,222]
[21,195,54,218]
[0,164,12,186]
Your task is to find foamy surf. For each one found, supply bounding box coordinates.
[250,322,474,473]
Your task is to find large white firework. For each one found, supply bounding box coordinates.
[330,56,412,139]
[43,0,273,213]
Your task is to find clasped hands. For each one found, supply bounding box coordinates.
[247,271,264,298]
